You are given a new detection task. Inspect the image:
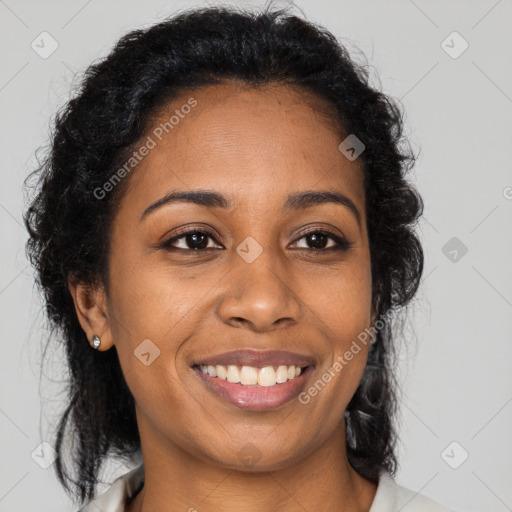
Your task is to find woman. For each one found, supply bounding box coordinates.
[24,5,455,511]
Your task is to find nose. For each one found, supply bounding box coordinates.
[216,251,303,332]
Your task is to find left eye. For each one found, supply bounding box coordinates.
[160,229,351,252]
[292,230,349,251]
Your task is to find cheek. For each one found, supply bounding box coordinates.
[107,236,189,338]
[105,245,213,409]
[298,280,372,433]
[105,261,200,434]
[313,255,373,340]
[304,255,373,394]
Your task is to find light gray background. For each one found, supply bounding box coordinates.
[1,1,511,511]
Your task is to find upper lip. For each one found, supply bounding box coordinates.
[194,349,316,368]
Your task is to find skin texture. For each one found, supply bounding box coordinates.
[69,82,378,511]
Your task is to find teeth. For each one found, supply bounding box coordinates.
[216,365,227,380]
[276,365,288,383]
[227,365,240,383]
[240,366,258,385]
[198,364,305,386]
[258,366,276,387]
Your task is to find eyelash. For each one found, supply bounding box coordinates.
[159,227,353,254]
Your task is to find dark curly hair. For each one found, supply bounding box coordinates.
[24,4,423,506]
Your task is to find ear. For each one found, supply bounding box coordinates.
[68,278,114,351]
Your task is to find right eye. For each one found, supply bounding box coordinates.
[159,229,222,251]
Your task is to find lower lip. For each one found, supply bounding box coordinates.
[193,366,314,411]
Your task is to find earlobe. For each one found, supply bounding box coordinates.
[67,278,114,351]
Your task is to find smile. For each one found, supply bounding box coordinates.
[192,363,314,411]
[198,364,304,386]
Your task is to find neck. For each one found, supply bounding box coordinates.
[127,414,377,512]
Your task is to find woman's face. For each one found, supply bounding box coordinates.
[102,82,373,470]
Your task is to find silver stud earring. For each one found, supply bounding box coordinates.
[91,334,101,350]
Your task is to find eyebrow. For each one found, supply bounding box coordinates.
[139,189,361,226]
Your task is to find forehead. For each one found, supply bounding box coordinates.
[119,82,365,214]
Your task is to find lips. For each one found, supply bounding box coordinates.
[193,349,316,369]
[193,364,315,411]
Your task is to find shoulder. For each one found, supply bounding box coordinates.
[370,470,456,512]
[77,464,144,512]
